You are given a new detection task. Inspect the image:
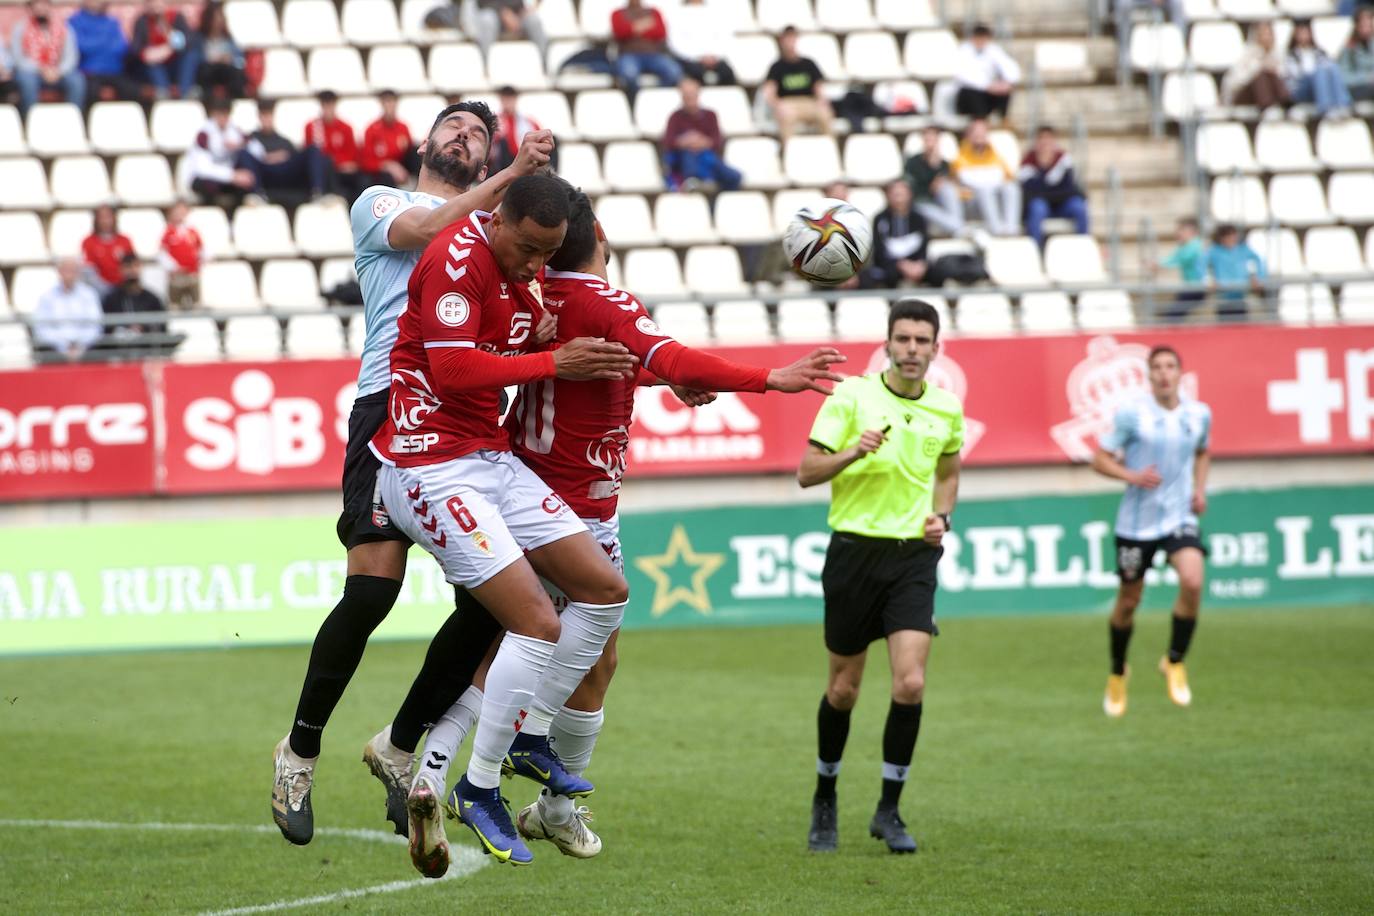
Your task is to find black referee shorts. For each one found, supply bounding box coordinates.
[821,531,942,657]
[336,390,412,550]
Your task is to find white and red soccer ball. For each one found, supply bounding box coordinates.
[783,199,873,286]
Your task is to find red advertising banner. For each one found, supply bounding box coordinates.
[0,364,155,501]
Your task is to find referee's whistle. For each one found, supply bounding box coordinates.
[881,424,892,434]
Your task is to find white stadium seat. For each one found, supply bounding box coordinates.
[558,143,606,194]
[684,246,749,296]
[1209,175,1269,225]
[1313,15,1353,58]
[624,248,686,297]
[700,86,755,136]
[225,0,283,47]
[224,315,283,359]
[0,323,31,368]
[1328,172,1374,223]
[1189,21,1246,72]
[286,313,346,357]
[1162,72,1220,121]
[538,0,581,39]
[834,296,890,340]
[1316,118,1374,170]
[843,134,903,184]
[632,87,681,138]
[1196,121,1258,174]
[113,155,176,207]
[574,90,638,142]
[1076,290,1136,329]
[1018,291,1077,332]
[400,0,459,44]
[0,105,25,156]
[876,0,937,29]
[366,45,430,94]
[756,0,818,32]
[200,260,262,311]
[844,31,907,82]
[602,141,664,193]
[982,237,1049,287]
[342,0,401,46]
[233,205,297,259]
[1254,121,1319,173]
[1035,39,1092,83]
[1302,225,1363,277]
[348,313,366,354]
[771,187,825,235]
[397,93,449,137]
[724,137,787,190]
[1129,23,1186,72]
[596,194,659,247]
[169,316,222,361]
[1218,0,1278,19]
[712,299,773,344]
[655,194,718,246]
[47,209,92,257]
[258,48,309,98]
[0,158,52,211]
[777,298,834,342]
[337,95,382,133]
[319,257,357,295]
[1338,280,1374,321]
[281,0,343,47]
[515,91,575,139]
[784,136,843,186]
[847,185,885,219]
[577,0,618,40]
[89,102,152,154]
[294,199,354,258]
[955,293,1014,335]
[1044,234,1107,285]
[652,302,713,346]
[713,191,777,244]
[118,208,168,259]
[26,103,88,156]
[1277,282,1336,325]
[1268,173,1330,226]
[817,0,875,31]
[428,43,487,95]
[151,100,207,153]
[0,272,11,315]
[904,29,961,80]
[797,32,847,81]
[188,206,236,258]
[261,259,323,310]
[728,33,783,87]
[49,156,112,209]
[11,265,59,311]
[308,47,369,95]
[270,98,321,145]
[488,42,549,91]
[1246,227,1307,278]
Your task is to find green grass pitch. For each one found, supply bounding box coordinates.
[2,606,1372,914]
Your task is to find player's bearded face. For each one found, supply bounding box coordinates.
[423,117,488,189]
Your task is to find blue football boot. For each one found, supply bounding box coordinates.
[503,732,595,798]
[448,776,532,866]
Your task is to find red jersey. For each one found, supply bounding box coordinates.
[370,212,554,468]
[82,233,136,286]
[160,223,202,273]
[305,117,359,169]
[510,270,768,520]
[360,118,413,173]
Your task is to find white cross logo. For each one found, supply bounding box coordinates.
[1267,349,1345,443]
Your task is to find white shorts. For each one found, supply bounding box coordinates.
[378,450,587,588]
[544,515,622,611]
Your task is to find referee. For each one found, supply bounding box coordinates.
[798,298,963,855]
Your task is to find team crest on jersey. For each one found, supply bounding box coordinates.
[527,278,543,306]
[470,530,493,555]
[372,194,401,219]
[864,346,984,456]
[922,437,941,457]
[635,316,665,337]
[436,292,470,327]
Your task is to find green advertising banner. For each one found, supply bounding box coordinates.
[1,484,1371,656]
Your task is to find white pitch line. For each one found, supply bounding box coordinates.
[0,818,488,914]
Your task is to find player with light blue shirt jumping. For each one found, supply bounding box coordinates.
[272,100,555,848]
[1092,345,1212,719]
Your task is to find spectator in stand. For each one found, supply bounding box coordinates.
[187,98,255,204]
[1221,20,1289,110]
[953,24,1019,121]
[101,252,167,341]
[237,99,329,200]
[668,0,736,86]
[1286,19,1351,118]
[1206,223,1265,322]
[10,0,85,114]
[662,76,741,191]
[196,2,245,101]
[1338,7,1374,102]
[611,0,682,101]
[486,85,559,175]
[951,118,1020,237]
[360,89,421,188]
[159,200,202,309]
[0,43,15,107]
[131,0,200,100]
[903,125,964,236]
[823,180,849,201]
[1018,125,1089,248]
[864,178,929,290]
[462,0,547,57]
[81,204,136,294]
[306,90,362,201]
[763,25,833,142]
[68,0,132,104]
[33,257,103,361]
[1155,216,1206,321]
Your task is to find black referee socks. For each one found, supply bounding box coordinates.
[880,701,922,807]
[815,696,851,800]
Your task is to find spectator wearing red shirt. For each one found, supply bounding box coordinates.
[81,204,136,293]
[130,0,200,100]
[159,200,203,308]
[611,0,681,101]
[662,76,740,191]
[359,89,420,189]
[305,90,362,200]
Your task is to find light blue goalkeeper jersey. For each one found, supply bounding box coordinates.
[350,184,446,397]
[1099,395,1212,541]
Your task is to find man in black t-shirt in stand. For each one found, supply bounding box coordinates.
[762,25,833,142]
[236,98,330,202]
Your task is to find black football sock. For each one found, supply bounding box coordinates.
[1168,614,1198,664]
[389,587,503,753]
[289,575,401,758]
[815,696,851,800]
[1110,622,1133,676]
[880,700,922,808]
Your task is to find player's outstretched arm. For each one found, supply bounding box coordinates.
[763,347,847,395]
[649,343,845,396]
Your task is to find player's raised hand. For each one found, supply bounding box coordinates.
[670,384,717,407]
[765,347,848,394]
[513,129,555,175]
[554,337,638,381]
[1132,465,1163,489]
[534,310,558,345]
[854,427,887,457]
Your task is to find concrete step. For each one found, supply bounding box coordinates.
[1089,184,1200,238]
[1007,84,1153,135]
[941,0,1095,37]
[1006,36,1120,84]
[1078,136,1183,187]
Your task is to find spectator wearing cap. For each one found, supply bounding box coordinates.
[668,0,736,86]
[462,0,547,57]
[81,204,136,293]
[10,0,85,114]
[662,76,740,191]
[953,23,1019,120]
[237,99,330,200]
[131,0,200,100]
[361,90,421,188]
[611,0,682,101]
[762,25,833,142]
[159,200,202,309]
[187,97,255,204]
[33,257,104,362]
[101,252,167,341]
[306,90,362,200]
[68,0,133,104]
[1018,125,1089,248]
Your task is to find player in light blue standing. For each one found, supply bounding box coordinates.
[272,100,556,846]
[1092,345,1212,718]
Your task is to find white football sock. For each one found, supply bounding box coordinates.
[466,633,555,789]
[521,601,624,737]
[540,706,604,824]
[413,685,483,793]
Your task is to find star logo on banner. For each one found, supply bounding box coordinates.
[633,524,726,618]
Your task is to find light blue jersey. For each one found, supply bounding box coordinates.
[351,185,446,397]
[1100,395,1212,541]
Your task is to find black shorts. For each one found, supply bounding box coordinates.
[336,390,413,550]
[821,532,942,656]
[1115,527,1207,583]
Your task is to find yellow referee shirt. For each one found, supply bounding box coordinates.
[808,373,964,539]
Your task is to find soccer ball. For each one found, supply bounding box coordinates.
[783,199,873,286]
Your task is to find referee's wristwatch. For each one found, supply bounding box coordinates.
[937,512,953,531]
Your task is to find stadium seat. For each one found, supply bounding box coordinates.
[1182,0,1222,14]
[777,298,834,342]
[151,100,206,153]
[875,0,937,29]
[1269,173,1331,226]
[847,185,886,219]
[168,316,222,361]
[655,193,718,246]
[797,32,847,81]
[834,296,890,340]
[843,134,903,184]
[1277,282,1336,325]
[0,323,32,368]
[1245,227,1307,278]
[337,95,382,133]
[1044,234,1107,285]
[400,0,459,44]
[26,103,89,156]
[1209,174,1269,225]
[596,194,660,247]
[0,158,52,211]
[89,101,152,154]
[684,246,749,296]
[712,299,774,345]
[47,209,92,257]
[989,129,1021,170]
[269,98,321,145]
[224,315,283,358]
[224,0,282,47]
[844,31,906,82]
[0,273,10,315]
[632,86,680,139]
[308,47,369,95]
[602,141,664,193]
[1312,14,1352,57]
[652,302,713,345]
[954,293,1014,335]
[488,41,549,91]
[118,208,167,259]
[1189,21,1246,71]
[366,45,430,94]
[1338,280,1374,321]
[293,199,353,258]
[319,256,357,295]
[285,313,346,356]
[1034,39,1093,84]
[926,238,976,262]
[233,205,297,259]
[723,137,787,190]
[549,39,614,90]
[258,47,309,98]
[1076,290,1136,329]
[341,0,401,46]
[347,313,366,354]
[728,33,784,87]
[756,0,818,32]
[983,237,1049,288]
[427,43,487,94]
[0,105,24,156]
[903,30,961,80]
[188,206,236,258]
[700,86,756,137]
[1128,23,1186,72]
[397,93,449,137]
[574,89,638,142]
[1162,72,1220,121]
[873,79,930,118]
[771,187,824,235]
[1327,172,1374,224]
[516,91,576,139]
[577,0,618,40]
[281,0,342,47]
[1302,225,1363,277]
[1254,121,1319,173]
[10,265,58,311]
[49,156,113,209]
[1316,118,1374,170]
[713,191,777,244]
[538,0,580,39]
[817,0,875,31]
[1218,0,1278,19]
[113,155,176,207]
[558,143,606,194]
[200,260,262,311]
[784,136,843,186]
[623,248,686,297]
[1196,121,1258,174]
[1018,291,1077,332]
